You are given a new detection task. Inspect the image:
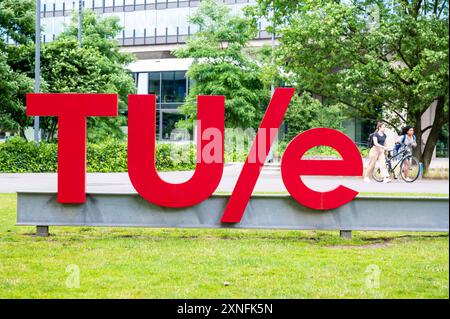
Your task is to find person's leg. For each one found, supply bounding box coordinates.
[364,147,377,179]
[378,150,387,177]
[403,158,410,178]
[377,150,391,182]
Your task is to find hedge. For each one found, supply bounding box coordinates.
[0,138,196,173]
[0,137,369,173]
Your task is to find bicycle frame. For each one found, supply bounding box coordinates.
[386,148,410,177]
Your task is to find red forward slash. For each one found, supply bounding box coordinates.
[221,88,296,223]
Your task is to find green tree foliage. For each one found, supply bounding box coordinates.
[1,6,135,142]
[173,0,269,129]
[254,0,449,173]
[0,0,35,136]
[284,93,344,141]
[40,10,136,141]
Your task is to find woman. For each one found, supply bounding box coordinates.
[364,122,391,183]
[396,125,417,153]
[396,125,417,178]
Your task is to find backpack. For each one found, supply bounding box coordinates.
[394,134,416,155]
[367,133,375,148]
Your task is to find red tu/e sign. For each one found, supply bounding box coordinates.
[26,88,363,224]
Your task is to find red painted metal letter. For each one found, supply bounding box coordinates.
[221,88,296,223]
[281,128,363,210]
[128,94,225,207]
[26,93,118,203]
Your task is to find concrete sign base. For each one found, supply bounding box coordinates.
[17,193,449,235]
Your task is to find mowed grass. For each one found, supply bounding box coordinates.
[0,194,448,299]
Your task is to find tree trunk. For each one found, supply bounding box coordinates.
[421,96,447,175]
[47,119,57,142]
[19,128,27,140]
[412,113,423,161]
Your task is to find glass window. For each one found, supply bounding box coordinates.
[147,71,187,109]
[162,113,186,139]
[53,16,65,35]
[174,71,187,102]
[84,0,93,9]
[54,0,64,11]
[177,8,189,35]
[94,0,103,8]
[145,10,157,31]
[148,72,161,102]
[162,71,176,103]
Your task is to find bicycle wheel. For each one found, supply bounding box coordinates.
[400,156,420,183]
[372,166,385,182]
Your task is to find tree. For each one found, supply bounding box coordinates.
[173,0,269,129]
[39,10,136,141]
[255,0,449,173]
[284,93,344,141]
[0,0,35,136]
[2,7,136,141]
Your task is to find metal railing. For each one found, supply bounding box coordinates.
[41,0,254,18]
[118,29,272,46]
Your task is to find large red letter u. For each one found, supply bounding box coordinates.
[128,94,225,207]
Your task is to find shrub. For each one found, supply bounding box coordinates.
[0,137,371,173]
[0,137,196,173]
[0,137,58,172]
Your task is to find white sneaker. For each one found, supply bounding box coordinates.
[383,177,392,183]
[363,177,371,183]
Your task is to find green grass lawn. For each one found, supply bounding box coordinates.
[0,193,448,298]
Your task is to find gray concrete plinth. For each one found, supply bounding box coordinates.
[17,193,449,232]
[36,225,49,237]
[340,230,352,239]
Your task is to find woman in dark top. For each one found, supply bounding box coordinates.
[364,122,391,183]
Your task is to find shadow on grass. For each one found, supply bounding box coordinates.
[19,227,449,248]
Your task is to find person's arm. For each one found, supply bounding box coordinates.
[411,135,417,147]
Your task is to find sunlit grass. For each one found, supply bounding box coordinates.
[0,194,448,298]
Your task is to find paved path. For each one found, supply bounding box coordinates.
[0,164,448,194]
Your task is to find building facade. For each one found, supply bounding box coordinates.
[39,0,277,140]
[37,0,434,153]
[39,0,272,46]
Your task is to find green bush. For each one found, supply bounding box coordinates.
[0,137,196,173]
[276,140,369,159]
[0,137,371,173]
[0,138,58,172]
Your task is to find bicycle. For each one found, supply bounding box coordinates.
[372,146,421,183]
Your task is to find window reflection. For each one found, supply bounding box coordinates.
[145,71,189,140]
[148,71,187,109]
